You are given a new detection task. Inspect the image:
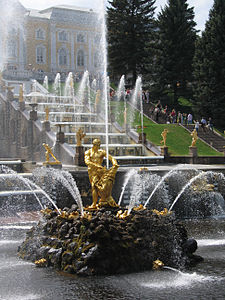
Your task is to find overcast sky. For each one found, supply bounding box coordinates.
[19,0,214,32]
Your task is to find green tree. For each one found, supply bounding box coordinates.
[107,0,156,86]
[193,0,225,128]
[152,0,197,105]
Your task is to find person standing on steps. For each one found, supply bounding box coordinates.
[187,113,193,125]
[208,117,214,131]
[200,117,207,132]
[194,120,200,133]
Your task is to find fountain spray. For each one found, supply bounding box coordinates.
[99,0,109,168]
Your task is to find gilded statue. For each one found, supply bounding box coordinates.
[84,138,119,209]
[76,128,86,147]
[95,90,101,112]
[43,143,61,165]
[190,129,198,147]
[45,106,49,121]
[160,129,169,147]
[19,84,24,102]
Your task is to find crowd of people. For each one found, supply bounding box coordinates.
[149,100,214,132]
[109,86,215,134]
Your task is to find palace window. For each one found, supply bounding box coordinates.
[77,50,84,67]
[77,33,85,43]
[36,28,45,40]
[59,48,67,65]
[7,40,17,58]
[36,46,46,64]
[58,31,68,42]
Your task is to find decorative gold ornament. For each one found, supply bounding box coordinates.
[68,211,79,220]
[40,207,52,215]
[153,259,164,270]
[35,258,47,267]
[81,211,92,220]
[139,167,148,172]
[192,177,215,192]
[151,208,172,216]
[116,210,129,219]
[133,204,146,211]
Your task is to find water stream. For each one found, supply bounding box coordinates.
[32,167,84,216]
[144,164,189,208]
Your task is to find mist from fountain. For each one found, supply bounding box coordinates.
[163,266,183,273]
[0,0,26,69]
[60,170,84,216]
[127,171,170,214]
[43,76,49,91]
[169,171,225,212]
[76,70,89,104]
[53,73,61,97]
[91,78,97,92]
[86,73,91,111]
[144,164,189,208]
[116,75,126,101]
[128,172,144,215]
[32,79,37,92]
[128,76,143,133]
[118,168,138,206]
[32,167,84,216]
[98,0,109,168]
[0,165,60,213]
[64,72,74,98]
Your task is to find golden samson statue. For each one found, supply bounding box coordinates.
[84,139,119,209]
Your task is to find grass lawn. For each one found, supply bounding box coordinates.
[137,123,223,156]
[110,101,222,156]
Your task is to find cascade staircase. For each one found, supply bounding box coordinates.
[25,94,155,157]
[184,125,225,152]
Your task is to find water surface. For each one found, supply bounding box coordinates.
[1,219,225,300]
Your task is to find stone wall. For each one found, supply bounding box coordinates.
[0,85,75,164]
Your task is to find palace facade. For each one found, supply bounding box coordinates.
[0,0,101,81]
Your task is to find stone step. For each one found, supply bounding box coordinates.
[183,125,225,152]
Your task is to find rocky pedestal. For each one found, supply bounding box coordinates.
[18,206,202,276]
[19,101,26,111]
[42,121,51,132]
[189,146,198,164]
[160,146,169,157]
[74,146,85,166]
